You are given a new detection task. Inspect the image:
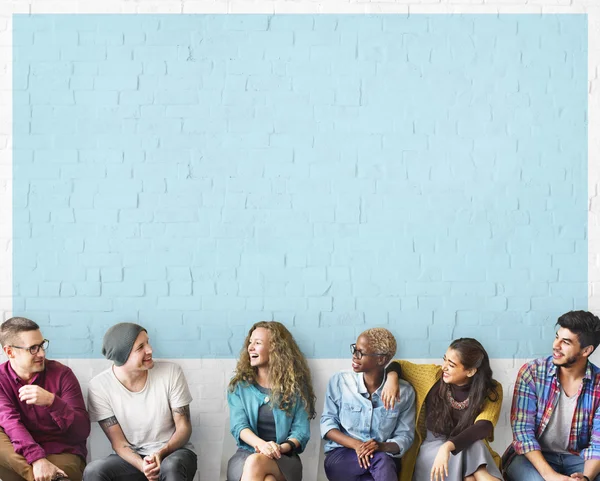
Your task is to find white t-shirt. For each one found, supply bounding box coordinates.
[87,361,193,455]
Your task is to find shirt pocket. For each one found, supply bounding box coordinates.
[379,409,400,437]
[341,403,363,428]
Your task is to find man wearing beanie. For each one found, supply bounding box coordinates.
[83,323,197,481]
[0,317,90,481]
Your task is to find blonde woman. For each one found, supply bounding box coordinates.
[226,321,316,481]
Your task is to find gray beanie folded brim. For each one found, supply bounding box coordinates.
[102,323,146,366]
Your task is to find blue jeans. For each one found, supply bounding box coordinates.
[506,453,600,481]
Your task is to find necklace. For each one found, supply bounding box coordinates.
[446,389,469,410]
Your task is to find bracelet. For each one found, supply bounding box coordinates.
[280,440,296,456]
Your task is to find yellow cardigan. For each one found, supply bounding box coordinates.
[396,360,503,481]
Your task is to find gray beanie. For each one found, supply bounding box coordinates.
[102,323,146,366]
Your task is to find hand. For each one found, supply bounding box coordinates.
[570,474,586,481]
[142,455,160,481]
[430,444,451,481]
[381,372,400,410]
[18,385,55,407]
[354,439,380,469]
[254,441,281,459]
[32,458,66,481]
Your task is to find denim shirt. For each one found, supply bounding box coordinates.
[320,370,416,458]
[227,382,311,453]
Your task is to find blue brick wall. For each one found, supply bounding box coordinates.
[13,14,587,359]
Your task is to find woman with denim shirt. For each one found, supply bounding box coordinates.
[320,328,416,481]
[226,321,316,481]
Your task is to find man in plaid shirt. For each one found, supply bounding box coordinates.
[503,311,600,481]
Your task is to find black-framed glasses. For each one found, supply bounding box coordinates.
[350,343,385,360]
[11,339,49,355]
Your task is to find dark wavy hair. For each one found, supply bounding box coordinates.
[557,310,600,353]
[429,338,499,437]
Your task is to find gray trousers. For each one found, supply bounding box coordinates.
[83,449,197,481]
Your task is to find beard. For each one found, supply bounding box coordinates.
[553,353,580,368]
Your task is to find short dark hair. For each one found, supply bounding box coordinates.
[556,310,600,352]
[0,317,40,347]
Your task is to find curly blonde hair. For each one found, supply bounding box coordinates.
[360,328,397,364]
[228,321,316,418]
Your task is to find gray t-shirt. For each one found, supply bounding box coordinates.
[539,385,578,454]
[87,361,193,455]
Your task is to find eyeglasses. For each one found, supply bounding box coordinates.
[11,339,49,355]
[350,343,385,360]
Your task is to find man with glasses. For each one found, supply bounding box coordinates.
[83,322,197,481]
[320,328,415,481]
[0,317,90,481]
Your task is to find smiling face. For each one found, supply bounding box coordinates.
[248,327,271,369]
[6,329,46,378]
[123,330,154,372]
[441,348,476,386]
[553,327,591,368]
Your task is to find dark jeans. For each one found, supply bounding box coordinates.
[83,448,197,481]
[324,447,400,481]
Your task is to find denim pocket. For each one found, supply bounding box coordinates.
[340,403,363,428]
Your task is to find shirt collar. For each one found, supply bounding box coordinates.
[357,372,387,397]
[7,361,42,385]
[546,356,557,379]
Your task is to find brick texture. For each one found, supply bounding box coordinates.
[6,12,591,360]
[0,1,599,481]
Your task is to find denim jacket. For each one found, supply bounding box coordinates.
[320,370,416,457]
[227,382,311,453]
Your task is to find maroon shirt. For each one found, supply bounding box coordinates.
[0,360,90,464]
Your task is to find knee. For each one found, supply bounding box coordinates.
[159,457,179,478]
[82,460,107,481]
[160,453,197,481]
[242,454,268,475]
[371,451,394,466]
[505,455,544,481]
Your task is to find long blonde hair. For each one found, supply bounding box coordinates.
[228,321,316,418]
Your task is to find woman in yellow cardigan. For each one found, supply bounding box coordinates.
[383,338,503,481]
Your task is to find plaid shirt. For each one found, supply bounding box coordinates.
[502,356,600,470]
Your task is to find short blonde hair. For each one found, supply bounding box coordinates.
[360,328,397,363]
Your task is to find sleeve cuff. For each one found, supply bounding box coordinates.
[232,424,251,442]
[48,395,67,414]
[386,440,403,458]
[581,449,600,460]
[23,446,47,465]
[513,439,541,454]
[385,362,402,377]
[320,420,339,440]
